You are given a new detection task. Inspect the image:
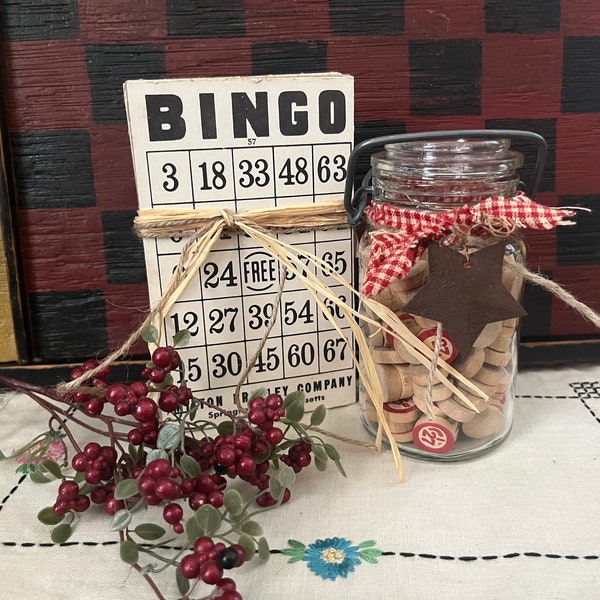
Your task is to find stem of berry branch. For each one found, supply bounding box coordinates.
[118,530,167,600]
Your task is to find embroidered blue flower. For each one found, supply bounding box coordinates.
[282,537,381,581]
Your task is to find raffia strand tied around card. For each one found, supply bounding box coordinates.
[57,197,600,482]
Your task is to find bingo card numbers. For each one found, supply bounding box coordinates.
[124,74,355,418]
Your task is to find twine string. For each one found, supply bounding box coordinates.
[425,322,443,420]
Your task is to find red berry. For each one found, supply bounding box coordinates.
[114,400,131,416]
[249,397,265,410]
[146,459,171,478]
[127,429,143,445]
[103,495,124,516]
[199,560,223,585]
[179,554,200,579]
[173,523,184,534]
[158,391,179,412]
[266,427,284,445]
[189,492,207,510]
[236,455,256,476]
[133,398,158,422]
[207,490,223,508]
[71,453,88,472]
[193,536,214,554]
[129,381,148,397]
[154,477,181,500]
[152,346,173,369]
[58,480,80,500]
[52,500,68,516]
[90,486,109,504]
[138,474,156,497]
[71,494,91,512]
[100,446,118,465]
[215,445,236,467]
[84,468,101,485]
[84,398,104,415]
[162,502,184,525]
[84,442,101,460]
[217,577,237,591]
[149,368,166,383]
[248,408,266,425]
[105,384,127,404]
[220,591,242,600]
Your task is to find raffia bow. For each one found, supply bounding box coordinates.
[363,193,577,297]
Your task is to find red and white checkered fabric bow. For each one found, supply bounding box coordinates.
[362,193,576,297]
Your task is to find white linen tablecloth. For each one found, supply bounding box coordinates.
[1,364,599,599]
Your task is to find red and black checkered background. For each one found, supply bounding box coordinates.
[1,0,599,363]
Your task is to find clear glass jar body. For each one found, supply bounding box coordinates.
[358,138,525,461]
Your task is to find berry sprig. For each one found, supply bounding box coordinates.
[2,328,344,600]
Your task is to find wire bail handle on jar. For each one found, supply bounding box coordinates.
[343,129,548,225]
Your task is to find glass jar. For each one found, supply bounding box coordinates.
[352,133,543,461]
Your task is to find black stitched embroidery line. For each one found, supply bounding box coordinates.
[0,474,27,513]
[2,541,598,561]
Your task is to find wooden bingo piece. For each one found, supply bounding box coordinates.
[383,398,421,424]
[461,405,505,439]
[417,327,459,363]
[454,383,489,412]
[472,364,508,388]
[472,320,503,348]
[412,391,446,417]
[412,415,459,454]
[452,347,485,379]
[373,347,406,365]
[409,364,447,387]
[375,363,413,402]
[483,346,511,368]
[412,382,453,404]
[437,397,477,423]
[488,325,515,353]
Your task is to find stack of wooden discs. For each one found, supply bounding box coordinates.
[363,251,520,455]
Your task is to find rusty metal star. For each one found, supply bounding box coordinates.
[403,241,527,356]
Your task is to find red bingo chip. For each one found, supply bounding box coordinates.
[417,328,458,364]
[383,399,419,423]
[412,418,457,454]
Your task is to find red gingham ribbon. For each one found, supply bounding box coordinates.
[362,193,576,297]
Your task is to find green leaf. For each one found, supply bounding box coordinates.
[249,388,268,401]
[216,420,234,436]
[176,567,191,596]
[283,390,305,408]
[73,470,86,484]
[358,540,377,549]
[309,404,327,427]
[114,478,139,501]
[179,454,201,478]
[314,453,328,472]
[237,533,256,561]
[128,443,139,465]
[141,324,159,344]
[281,540,307,563]
[195,504,222,536]
[41,459,62,479]
[240,520,263,536]
[323,443,340,461]
[278,465,296,489]
[359,548,382,564]
[29,470,52,484]
[173,328,191,348]
[334,459,347,478]
[78,482,93,496]
[223,489,243,516]
[120,539,139,565]
[37,506,64,526]
[287,539,307,550]
[157,423,182,450]
[257,536,270,562]
[269,476,283,501]
[110,508,132,532]
[185,516,202,543]
[284,397,305,423]
[312,444,327,462]
[51,523,72,544]
[146,448,168,464]
[134,523,166,541]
